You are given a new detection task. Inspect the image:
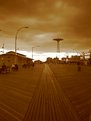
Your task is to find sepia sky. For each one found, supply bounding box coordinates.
[0,0,91,57]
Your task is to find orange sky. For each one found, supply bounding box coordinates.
[0,0,91,55]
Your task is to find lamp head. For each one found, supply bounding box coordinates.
[25,26,29,28]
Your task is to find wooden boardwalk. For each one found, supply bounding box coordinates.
[23,64,81,121]
[0,64,90,121]
[0,65,44,121]
[49,64,91,121]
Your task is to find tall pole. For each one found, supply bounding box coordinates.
[15,26,29,54]
[32,46,40,62]
[32,47,34,61]
[0,44,4,54]
[57,40,60,53]
[0,30,6,54]
[15,26,29,63]
[2,44,4,54]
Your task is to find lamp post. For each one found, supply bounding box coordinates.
[15,26,29,54]
[2,44,4,54]
[0,30,6,54]
[32,46,40,61]
[14,26,29,63]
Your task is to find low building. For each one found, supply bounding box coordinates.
[61,57,67,64]
[0,51,32,67]
[53,57,60,64]
[68,55,80,64]
[46,57,60,64]
[46,57,53,64]
[34,60,43,64]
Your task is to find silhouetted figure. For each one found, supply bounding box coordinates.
[77,62,81,71]
[12,64,15,71]
[15,64,18,71]
[1,63,7,73]
[12,64,18,71]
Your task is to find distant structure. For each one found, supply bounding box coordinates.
[53,38,63,53]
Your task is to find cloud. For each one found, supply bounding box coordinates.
[0,0,91,53]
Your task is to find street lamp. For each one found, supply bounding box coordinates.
[15,26,29,63]
[15,26,29,53]
[0,30,6,54]
[32,46,40,61]
[1,44,4,54]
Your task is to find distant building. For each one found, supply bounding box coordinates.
[0,51,32,66]
[61,57,67,64]
[34,60,43,64]
[46,57,60,64]
[68,55,80,64]
[46,57,53,63]
[53,57,60,64]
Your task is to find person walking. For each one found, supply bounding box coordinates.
[77,61,81,71]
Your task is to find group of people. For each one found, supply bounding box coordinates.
[0,63,10,74]
[11,64,18,71]
[0,63,19,74]
[0,63,7,73]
